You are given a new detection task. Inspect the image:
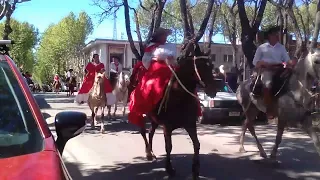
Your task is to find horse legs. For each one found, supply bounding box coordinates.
[107,105,112,119]
[122,102,126,117]
[140,126,153,160]
[148,121,158,160]
[113,102,117,117]
[185,125,200,179]
[269,118,285,160]
[100,106,106,133]
[239,107,267,158]
[91,110,95,129]
[302,116,320,156]
[164,127,175,177]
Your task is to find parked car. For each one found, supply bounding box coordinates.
[0,40,87,180]
[198,83,244,124]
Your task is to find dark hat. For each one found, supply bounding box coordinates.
[150,27,172,42]
[68,69,73,72]
[264,26,281,39]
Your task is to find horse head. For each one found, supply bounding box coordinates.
[118,72,130,89]
[178,42,220,98]
[307,48,320,79]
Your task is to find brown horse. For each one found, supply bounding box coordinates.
[67,76,77,97]
[88,71,107,133]
[132,43,222,179]
[52,80,61,94]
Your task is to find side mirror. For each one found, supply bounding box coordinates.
[55,111,86,154]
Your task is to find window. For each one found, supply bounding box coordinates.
[223,55,233,63]
[228,55,233,62]
[210,54,216,62]
[132,58,138,68]
[0,60,43,158]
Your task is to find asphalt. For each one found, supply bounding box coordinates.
[34,92,320,180]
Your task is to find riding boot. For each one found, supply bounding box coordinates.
[263,88,275,119]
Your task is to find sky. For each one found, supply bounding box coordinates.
[11,0,226,44]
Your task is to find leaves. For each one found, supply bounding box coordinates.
[34,11,93,84]
[0,19,38,72]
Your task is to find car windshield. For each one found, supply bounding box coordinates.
[219,84,234,93]
[0,60,43,159]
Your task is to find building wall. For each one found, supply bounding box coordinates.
[83,39,245,75]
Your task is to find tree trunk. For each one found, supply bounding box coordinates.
[237,0,268,69]
[310,0,320,49]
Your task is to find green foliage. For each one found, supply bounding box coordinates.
[0,19,38,73]
[34,11,93,84]
[136,0,219,43]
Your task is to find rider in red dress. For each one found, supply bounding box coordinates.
[75,54,115,105]
[128,28,182,127]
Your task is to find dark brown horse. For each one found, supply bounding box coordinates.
[134,43,222,179]
[67,76,77,96]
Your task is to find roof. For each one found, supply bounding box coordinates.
[83,38,241,51]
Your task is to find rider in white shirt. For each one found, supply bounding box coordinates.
[110,57,123,74]
[253,26,294,119]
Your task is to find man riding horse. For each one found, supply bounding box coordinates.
[253,26,295,119]
[110,57,123,89]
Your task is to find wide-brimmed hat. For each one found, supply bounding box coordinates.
[264,26,281,39]
[151,27,172,41]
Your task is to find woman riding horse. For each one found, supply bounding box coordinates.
[75,54,116,105]
[128,27,202,128]
[53,74,61,93]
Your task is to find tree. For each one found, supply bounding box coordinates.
[94,0,217,60]
[2,0,31,40]
[35,12,93,84]
[0,19,38,72]
[311,0,320,49]
[237,0,268,68]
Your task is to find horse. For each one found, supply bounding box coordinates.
[134,43,222,179]
[52,80,61,94]
[107,71,130,118]
[67,76,77,97]
[236,49,320,162]
[87,71,107,133]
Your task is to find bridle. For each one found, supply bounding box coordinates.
[166,55,210,100]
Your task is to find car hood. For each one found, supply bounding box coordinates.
[0,150,64,180]
[214,92,237,101]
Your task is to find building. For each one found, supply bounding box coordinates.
[82,38,245,75]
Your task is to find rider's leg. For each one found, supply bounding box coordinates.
[261,70,275,119]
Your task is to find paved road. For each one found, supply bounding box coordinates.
[35,92,320,180]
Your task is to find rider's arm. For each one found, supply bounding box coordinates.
[253,46,265,68]
[110,63,117,73]
[281,46,294,68]
[142,52,152,69]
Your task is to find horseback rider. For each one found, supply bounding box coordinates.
[128,27,178,127]
[66,68,73,82]
[109,57,123,88]
[75,54,115,105]
[253,26,294,119]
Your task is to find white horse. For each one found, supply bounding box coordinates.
[107,72,130,118]
[236,49,320,161]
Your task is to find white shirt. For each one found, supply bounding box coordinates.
[66,71,72,78]
[253,42,290,66]
[110,62,123,73]
[142,43,177,69]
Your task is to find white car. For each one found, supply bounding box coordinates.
[198,84,243,124]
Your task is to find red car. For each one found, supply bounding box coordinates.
[0,40,87,180]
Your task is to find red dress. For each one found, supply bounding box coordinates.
[75,62,113,103]
[128,44,202,128]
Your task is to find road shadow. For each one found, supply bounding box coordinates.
[65,153,319,180]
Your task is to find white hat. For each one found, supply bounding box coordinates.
[219,65,225,74]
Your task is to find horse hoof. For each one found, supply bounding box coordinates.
[146,154,153,161]
[192,173,200,180]
[239,147,246,153]
[101,129,105,134]
[260,152,268,159]
[165,167,176,177]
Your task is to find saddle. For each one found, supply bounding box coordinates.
[250,67,292,98]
